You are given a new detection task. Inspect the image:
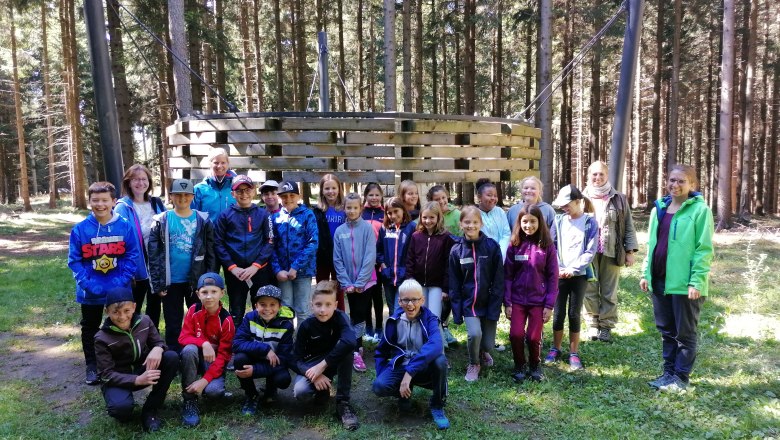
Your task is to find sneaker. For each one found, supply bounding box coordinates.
[430,408,450,430]
[658,375,688,393]
[569,353,584,371]
[337,402,360,431]
[543,347,561,365]
[141,410,163,432]
[226,355,235,371]
[443,327,458,346]
[510,365,527,383]
[374,331,383,342]
[529,364,544,381]
[588,327,600,341]
[464,364,481,382]
[597,328,613,343]
[181,399,200,427]
[494,343,506,352]
[85,367,100,386]
[353,349,367,372]
[241,396,259,416]
[481,351,494,367]
[647,372,675,389]
[398,397,413,414]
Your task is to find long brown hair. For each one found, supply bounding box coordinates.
[383,197,411,228]
[121,164,154,201]
[510,205,553,248]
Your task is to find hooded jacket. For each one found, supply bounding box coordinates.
[448,232,505,323]
[642,193,714,296]
[192,171,237,221]
[376,221,417,287]
[404,230,455,290]
[550,213,598,276]
[114,196,166,281]
[178,302,235,383]
[375,307,444,378]
[215,203,274,270]
[333,217,377,290]
[271,204,319,277]
[147,210,217,293]
[95,313,168,388]
[233,306,295,372]
[504,241,559,309]
[68,213,140,306]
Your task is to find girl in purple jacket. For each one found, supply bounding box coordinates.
[504,205,559,383]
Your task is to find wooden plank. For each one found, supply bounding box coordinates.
[344,158,455,170]
[503,147,541,160]
[408,146,505,159]
[279,117,397,131]
[168,132,226,146]
[180,117,280,132]
[345,132,469,146]
[464,159,531,171]
[280,145,395,157]
[404,171,500,183]
[199,157,335,169]
[283,171,395,184]
[169,144,270,157]
[227,131,337,144]
[470,134,531,148]
[400,119,511,135]
[509,124,542,138]
[502,169,540,181]
[172,168,271,182]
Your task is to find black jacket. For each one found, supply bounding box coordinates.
[292,310,356,376]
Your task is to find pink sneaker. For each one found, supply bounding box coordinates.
[481,351,494,367]
[464,364,481,382]
[353,349,367,372]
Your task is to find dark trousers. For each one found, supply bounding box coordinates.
[81,304,104,369]
[293,352,353,403]
[224,265,274,325]
[509,304,544,368]
[440,296,452,325]
[382,279,400,315]
[552,276,587,333]
[651,289,703,383]
[234,352,291,397]
[161,282,198,352]
[316,264,345,311]
[102,349,179,420]
[372,354,448,409]
[346,289,372,338]
[364,283,384,335]
[133,279,161,328]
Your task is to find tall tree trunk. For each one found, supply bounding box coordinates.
[717,0,736,230]
[273,0,284,110]
[383,0,397,111]
[169,0,193,116]
[188,0,203,112]
[667,0,681,171]
[737,0,757,220]
[214,0,226,112]
[42,3,57,208]
[442,31,448,114]
[10,6,31,211]
[430,0,438,114]
[754,3,770,216]
[253,0,264,110]
[539,0,553,201]
[61,0,86,208]
[295,0,307,111]
[402,0,412,111]
[106,0,134,168]
[369,6,376,111]
[767,51,780,215]
[559,0,572,189]
[524,17,533,119]
[463,0,476,114]
[647,0,665,209]
[357,0,365,110]
[414,0,424,113]
[492,0,504,117]
[588,0,603,164]
[240,0,254,112]
[338,0,347,111]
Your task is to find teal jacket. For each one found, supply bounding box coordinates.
[642,193,714,296]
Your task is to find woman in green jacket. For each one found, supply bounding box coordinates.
[640,164,714,393]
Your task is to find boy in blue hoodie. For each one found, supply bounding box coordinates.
[68,181,140,385]
[372,279,450,430]
[233,285,295,416]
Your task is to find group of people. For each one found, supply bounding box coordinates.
[67,147,714,432]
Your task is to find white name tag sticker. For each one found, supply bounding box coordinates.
[459,257,474,264]
[515,254,529,261]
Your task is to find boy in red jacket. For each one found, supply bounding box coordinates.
[178,272,235,427]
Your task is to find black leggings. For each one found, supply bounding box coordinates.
[364,283,384,333]
[552,276,587,333]
[347,289,372,344]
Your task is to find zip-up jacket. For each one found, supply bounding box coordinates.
[115,196,166,281]
[448,232,504,323]
[550,213,598,276]
[271,204,319,277]
[404,230,455,290]
[375,307,444,378]
[233,306,295,373]
[376,221,416,287]
[583,187,639,265]
[192,171,237,221]
[642,193,714,296]
[480,206,512,260]
[507,201,556,230]
[95,313,168,388]
[333,218,377,290]
[147,210,217,293]
[442,205,462,237]
[292,310,356,376]
[362,205,384,238]
[178,302,235,382]
[68,213,140,306]
[215,203,273,271]
[504,241,559,309]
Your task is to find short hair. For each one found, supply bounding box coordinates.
[670,163,699,189]
[416,201,445,234]
[121,164,154,200]
[106,300,133,313]
[207,147,229,163]
[398,278,423,297]
[475,178,496,196]
[426,185,448,202]
[313,280,339,298]
[383,197,411,227]
[88,181,116,199]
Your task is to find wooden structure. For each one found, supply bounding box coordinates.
[166,112,541,185]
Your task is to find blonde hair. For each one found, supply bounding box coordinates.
[459,205,483,224]
[397,180,421,211]
[398,278,423,297]
[317,173,345,211]
[518,176,543,204]
[313,280,339,298]
[207,147,229,164]
[416,201,446,235]
[670,164,699,189]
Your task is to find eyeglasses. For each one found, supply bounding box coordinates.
[399,298,422,305]
[234,188,254,195]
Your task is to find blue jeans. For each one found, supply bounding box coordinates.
[372,354,448,409]
[279,277,313,322]
[423,287,443,319]
[179,344,226,399]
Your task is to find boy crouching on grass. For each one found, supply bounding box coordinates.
[292,280,360,431]
[372,279,450,430]
[95,287,179,432]
[178,272,235,428]
[233,285,295,416]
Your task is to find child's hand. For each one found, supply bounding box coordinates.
[399,372,413,398]
[559,269,573,279]
[185,378,209,395]
[158,290,167,297]
[355,287,363,293]
[345,286,355,294]
[380,263,387,271]
[266,349,280,367]
[312,375,332,391]
[135,369,160,386]
[441,291,449,300]
[235,365,254,378]
[230,267,245,279]
[240,265,259,281]
[276,271,289,282]
[504,305,512,320]
[201,342,215,362]
[639,278,649,292]
[305,360,327,381]
[542,308,553,323]
[288,268,297,280]
[144,346,163,370]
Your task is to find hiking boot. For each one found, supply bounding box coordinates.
[647,372,675,389]
[241,396,259,416]
[181,399,200,427]
[569,353,584,371]
[511,365,527,383]
[464,364,481,382]
[398,397,413,414]
[337,402,360,431]
[588,327,600,341]
[481,351,494,367]
[85,367,100,386]
[597,328,613,343]
[529,364,545,382]
[430,408,450,430]
[659,375,688,393]
[141,410,163,432]
[543,347,561,365]
[443,327,458,347]
[353,349,367,372]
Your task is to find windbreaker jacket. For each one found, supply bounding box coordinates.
[271,204,319,277]
[68,213,140,306]
[504,241,559,309]
[442,206,462,237]
[550,213,599,276]
[375,307,444,378]
[115,196,166,281]
[376,221,416,287]
[333,218,377,290]
[480,206,512,259]
[215,203,274,270]
[404,230,455,290]
[233,306,295,372]
[178,302,235,382]
[292,310,356,376]
[642,193,714,296]
[362,205,384,238]
[584,188,639,265]
[507,201,556,231]
[192,171,237,221]
[147,210,217,293]
[95,313,168,388]
[448,232,505,323]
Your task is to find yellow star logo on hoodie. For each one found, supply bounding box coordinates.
[93,254,117,274]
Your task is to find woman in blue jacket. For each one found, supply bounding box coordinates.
[192,148,236,221]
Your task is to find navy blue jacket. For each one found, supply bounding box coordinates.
[215,203,274,270]
[448,232,505,323]
[376,221,416,287]
[233,307,295,373]
[375,307,444,378]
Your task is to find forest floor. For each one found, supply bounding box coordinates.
[0,196,778,439]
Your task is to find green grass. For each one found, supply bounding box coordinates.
[0,208,778,439]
